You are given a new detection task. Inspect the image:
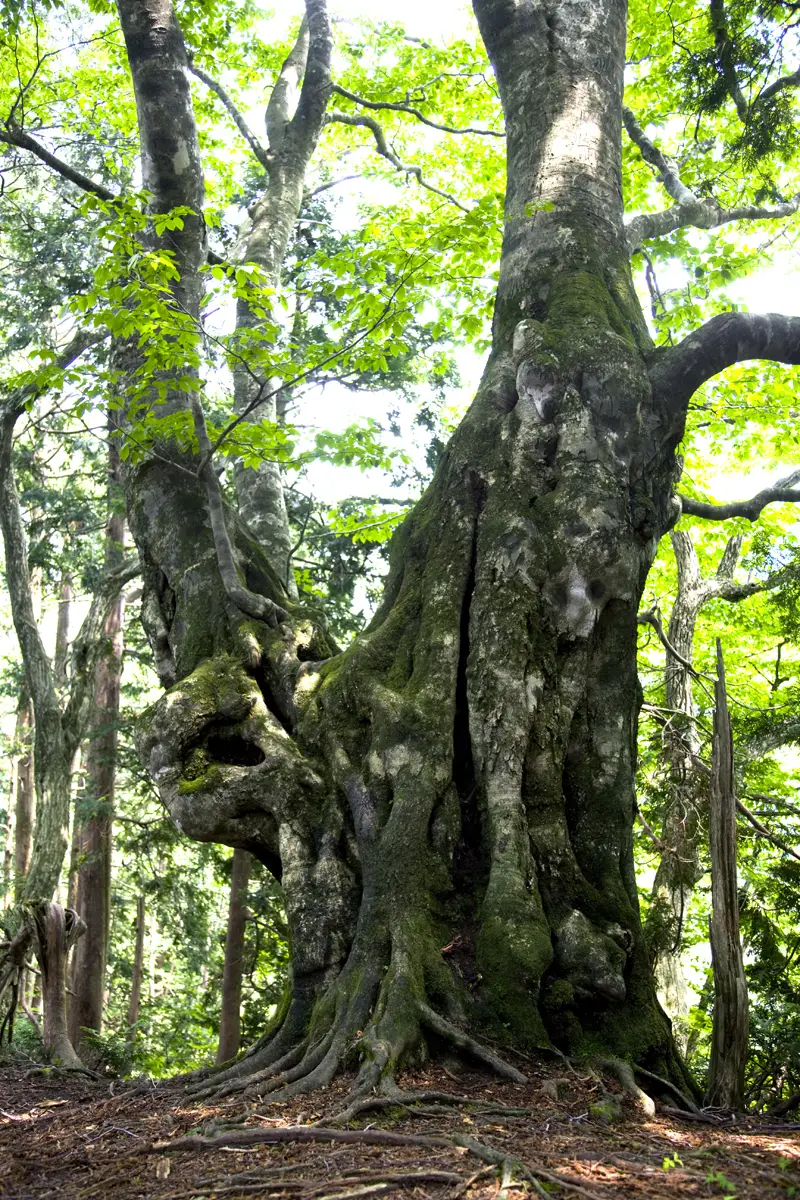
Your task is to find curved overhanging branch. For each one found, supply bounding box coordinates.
[325,111,471,212]
[622,106,697,207]
[0,124,116,201]
[678,468,800,522]
[649,311,800,425]
[622,101,800,253]
[330,83,503,137]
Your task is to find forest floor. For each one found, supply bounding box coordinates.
[1,1053,800,1199]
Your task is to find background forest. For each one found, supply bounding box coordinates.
[2,0,800,1113]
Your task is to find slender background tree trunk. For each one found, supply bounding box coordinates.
[216,848,250,1064]
[706,641,748,1108]
[69,483,124,1052]
[126,893,145,1044]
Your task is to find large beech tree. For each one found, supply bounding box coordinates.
[7,0,800,1092]
[118,0,800,1099]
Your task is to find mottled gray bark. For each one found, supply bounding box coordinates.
[33,902,85,1069]
[706,641,748,1109]
[54,573,72,690]
[216,848,250,1064]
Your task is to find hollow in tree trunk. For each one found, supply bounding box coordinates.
[216,848,251,1065]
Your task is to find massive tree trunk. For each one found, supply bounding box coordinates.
[124,0,707,1100]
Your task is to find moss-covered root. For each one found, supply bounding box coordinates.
[192,934,526,1105]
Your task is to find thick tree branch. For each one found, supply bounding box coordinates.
[626,193,800,254]
[0,124,116,201]
[331,83,503,137]
[679,467,800,522]
[266,19,310,153]
[284,3,331,163]
[649,311,800,415]
[188,59,271,170]
[326,111,470,212]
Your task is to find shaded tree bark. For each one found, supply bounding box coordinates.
[216,848,251,1065]
[705,641,748,1109]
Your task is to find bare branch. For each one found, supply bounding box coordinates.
[622,106,697,206]
[680,467,800,522]
[736,797,800,864]
[0,124,115,201]
[649,311,800,415]
[637,607,710,679]
[188,59,271,170]
[326,111,470,212]
[331,83,503,137]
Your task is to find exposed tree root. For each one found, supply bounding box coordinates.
[632,1063,700,1113]
[189,949,527,1105]
[146,1120,607,1200]
[593,1056,655,1115]
[324,1087,532,1126]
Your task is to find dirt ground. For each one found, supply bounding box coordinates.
[2,1054,799,1199]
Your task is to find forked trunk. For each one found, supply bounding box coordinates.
[131,0,694,1097]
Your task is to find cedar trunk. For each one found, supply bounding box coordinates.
[126,0,694,1095]
[706,641,748,1108]
[216,848,251,1064]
